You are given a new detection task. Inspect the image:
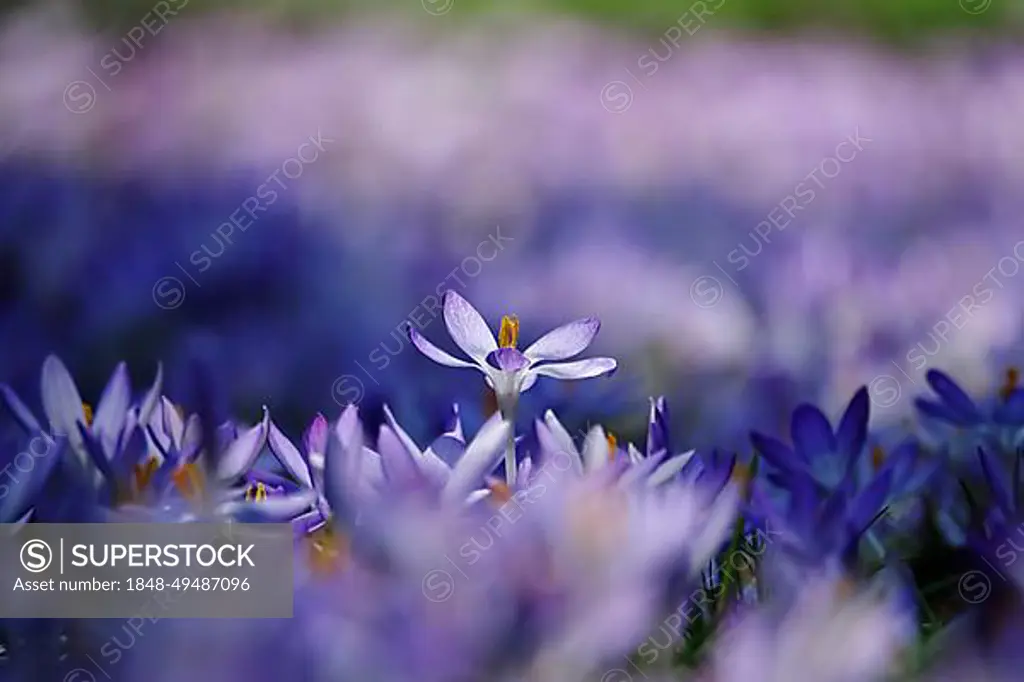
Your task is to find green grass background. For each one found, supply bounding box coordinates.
[4,0,1023,44]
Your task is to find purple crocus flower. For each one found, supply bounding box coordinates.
[1,355,162,478]
[409,291,616,484]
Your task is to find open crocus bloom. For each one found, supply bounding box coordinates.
[409,291,617,414]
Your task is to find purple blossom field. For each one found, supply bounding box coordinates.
[1,5,1023,681]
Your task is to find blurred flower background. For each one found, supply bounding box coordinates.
[3,0,1024,679]
[3,0,1024,445]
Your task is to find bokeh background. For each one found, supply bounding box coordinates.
[3,0,1024,451]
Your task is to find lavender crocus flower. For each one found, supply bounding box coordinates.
[410,291,616,485]
[1,355,162,474]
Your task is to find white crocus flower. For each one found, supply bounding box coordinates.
[409,291,616,484]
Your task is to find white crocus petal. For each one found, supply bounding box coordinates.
[647,450,697,487]
[445,404,465,441]
[523,317,600,363]
[40,355,86,453]
[382,404,425,459]
[92,362,132,451]
[529,357,617,382]
[332,405,368,495]
[419,446,454,487]
[689,487,740,572]
[267,421,313,489]
[519,371,540,394]
[409,328,478,369]
[161,396,185,448]
[627,444,645,465]
[463,488,491,506]
[138,363,163,426]
[581,425,609,472]
[441,414,511,504]
[541,410,583,474]
[216,407,270,481]
[442,290,498,364]
[378,426,423,486]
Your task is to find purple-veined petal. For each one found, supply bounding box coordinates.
[40,355,85,444]
[528,357,617,382]
[0,385,41,434]
[268,421,313,489]
[93,362,131,452]
[523,317,600,363]
[215,407,270,481]
[519,372,539,394]
[441,290,498,364]
[486,348,530,372]
[442,413,511,504]
[409,327,477,369]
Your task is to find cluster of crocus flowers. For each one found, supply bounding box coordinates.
[1,298,1023,682]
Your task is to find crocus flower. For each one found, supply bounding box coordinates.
[915,368,1024,474]
[750,386,870,495]
[409,291,616,484]
[1,355,162,476]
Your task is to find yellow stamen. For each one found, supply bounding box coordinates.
[606,432,618,462]
[871,445,886,471]
[306,526,349,575]
[82,403,94,427]
[498,315,520,349]
[133,456,161,492]
[172,463,205,499]
[488,480,513,505]
[1000,367,1020,402]
[245,482,268,502]
[732,462,753,500]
